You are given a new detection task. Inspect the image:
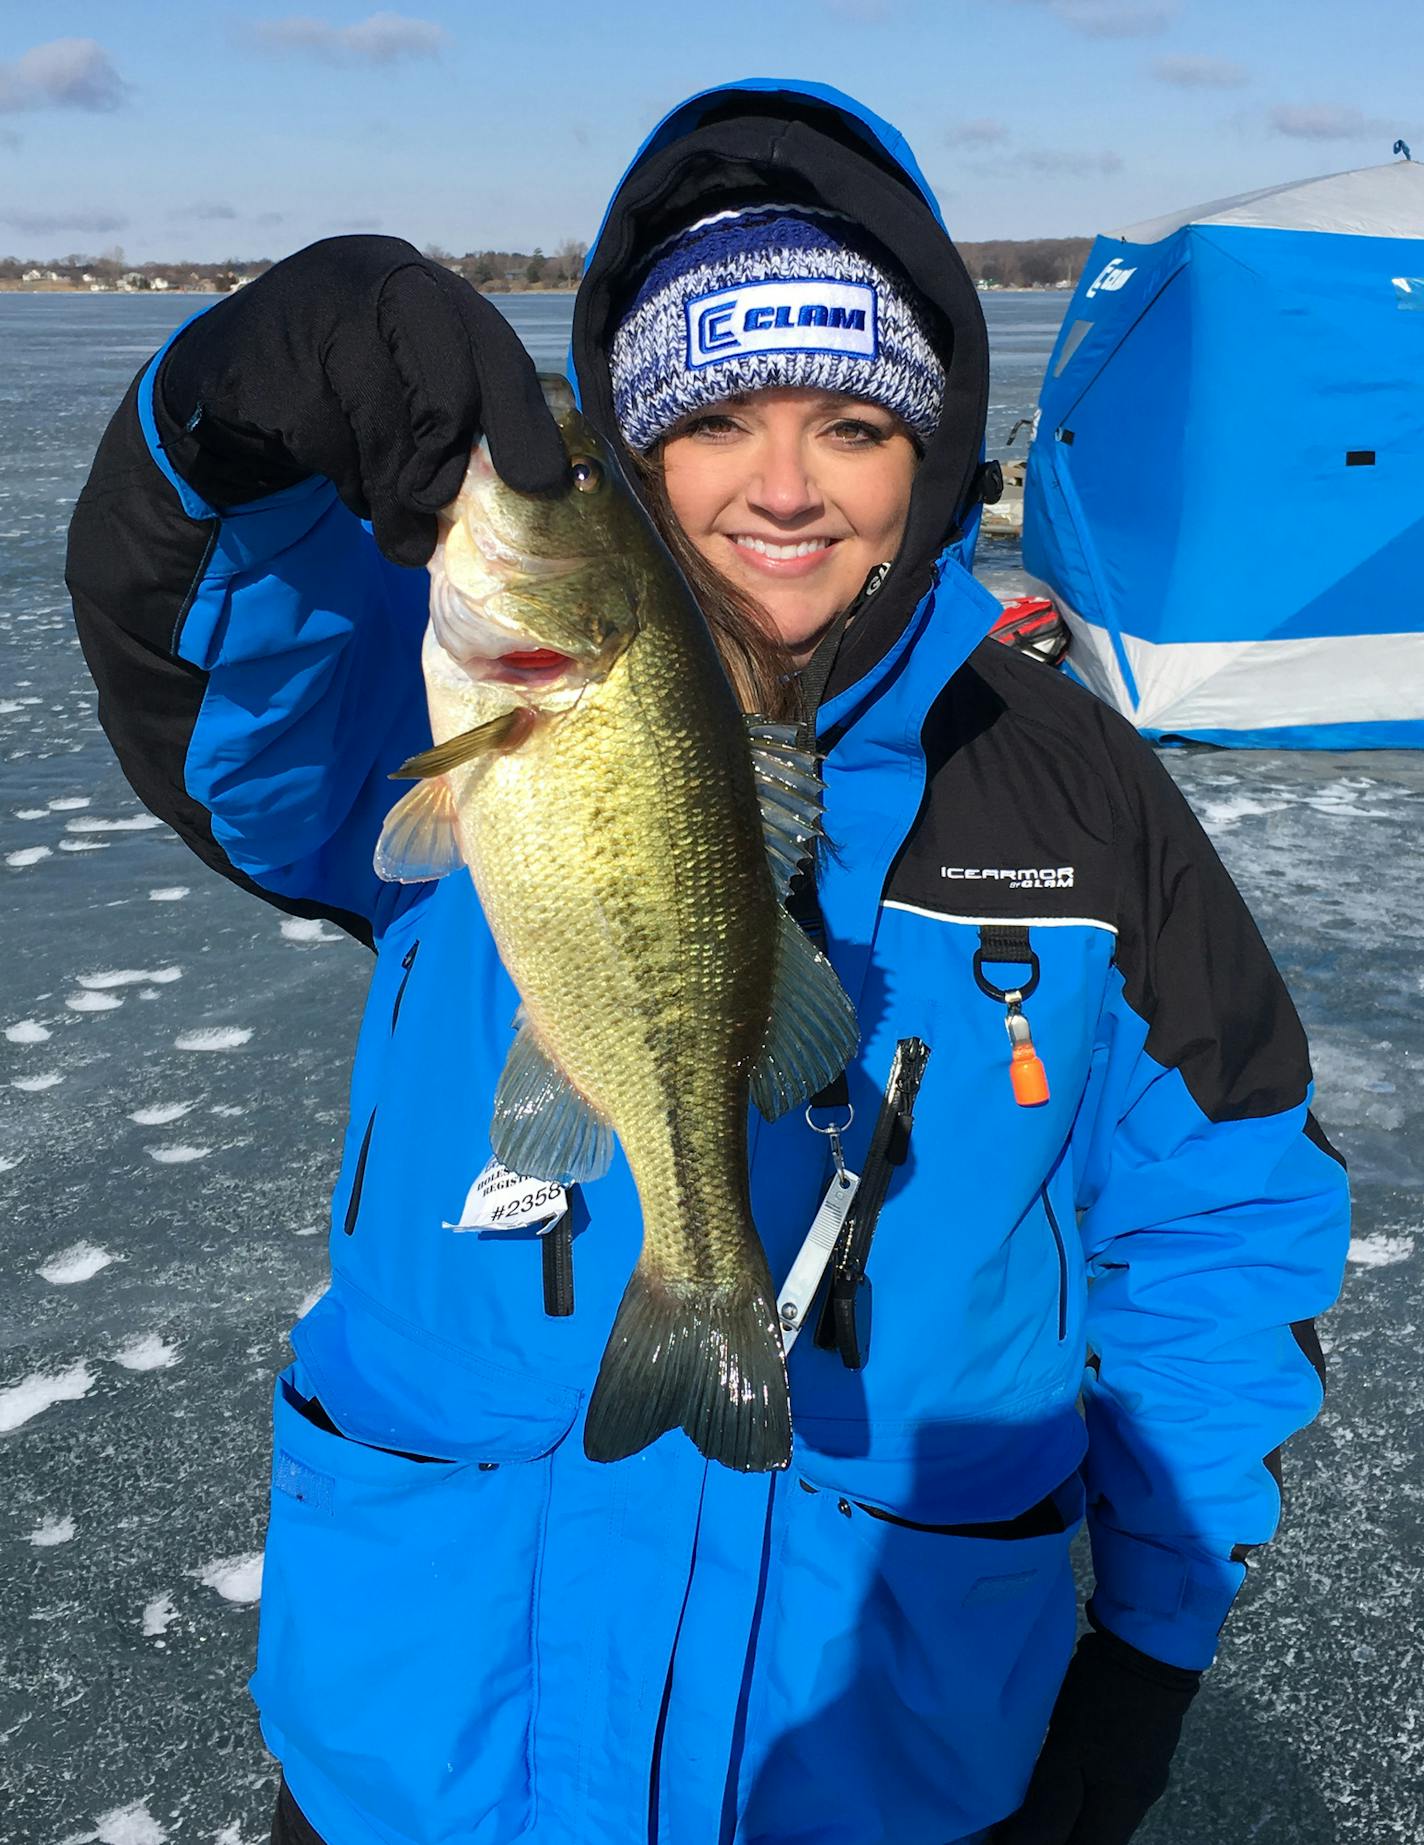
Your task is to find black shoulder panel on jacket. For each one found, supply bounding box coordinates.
[65,370,373,950]
[887,640,1314,1125]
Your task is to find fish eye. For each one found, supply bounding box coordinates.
[570,457,603,494]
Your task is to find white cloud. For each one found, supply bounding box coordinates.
[0,38,127,113]
[945,118,1010,147]
[251,11,451,64]
[1152,54,1249,88]
[0,207,127,233]
[1021,147,1125,175]
[1000,0,1175,32]
[1269,104,1393,141]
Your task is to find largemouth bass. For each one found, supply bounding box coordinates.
[374,376,857,1472]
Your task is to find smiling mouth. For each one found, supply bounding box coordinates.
[729,535,838,561]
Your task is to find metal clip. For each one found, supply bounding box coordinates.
[805,1102,855,1187]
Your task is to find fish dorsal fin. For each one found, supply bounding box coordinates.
[373,779,464,884]
[392,707,533,781]
[491,1014,614,1184]
[751,907,859,1121]
[747,719,824,901]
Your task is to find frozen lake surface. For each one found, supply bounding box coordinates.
[1,292,1420,1844]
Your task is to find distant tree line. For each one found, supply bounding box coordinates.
[2,237,1093,293]
[956,239,1095,288]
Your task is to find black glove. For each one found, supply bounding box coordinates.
[990,1615,1201,1844]
[153,235,567,566]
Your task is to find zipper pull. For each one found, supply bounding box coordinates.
[1005,999,1050,1107]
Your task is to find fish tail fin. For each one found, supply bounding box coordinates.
[584,1265,791,1474]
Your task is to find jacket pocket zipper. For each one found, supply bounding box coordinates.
[390,939,420,1032]
[342,1108,376,1237]
[1043,1188,1068,1340]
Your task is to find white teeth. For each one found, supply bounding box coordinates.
[734,536,832,560]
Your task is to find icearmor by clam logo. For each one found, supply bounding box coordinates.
[686,279,879,369]
[1085,258,1136,300]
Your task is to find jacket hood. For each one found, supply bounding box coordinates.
[571,79,990,705]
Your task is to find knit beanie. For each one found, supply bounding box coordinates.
[609,205,945,453]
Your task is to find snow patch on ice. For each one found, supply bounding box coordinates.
[1347,1234,1415,1269]
[66,990,122,1013]
[39,1243,115,1285]
[59,839,108,852]
[65,814,163,833]
[5,1020,52,1043]
[6,845,51,867]
[174,1026,252,1051]
[14,807,47,820]
[48,796,91,811]
[12,1072,63,1091]
[115,1334,180,1371]
[129,1102,193,1126]
[209,1104,245,1117]
[140,1592,178,1638]
[148,887,189,902]
[89,1801,169,1845]
[1196,794,1289,834]
[78,967,181,990]
[280,917,342,945]
[0,1361,95,1433]
[297,1284,328,1318]
[193,1552,263,1604]
[0,1155,22,1173]
[146,1144,209,1164]
[28,1513,77,1547]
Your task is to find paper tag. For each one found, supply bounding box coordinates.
[443,1156,568,1233]
[776,1169,861,1354]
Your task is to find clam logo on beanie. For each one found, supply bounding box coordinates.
[688,280,879,368]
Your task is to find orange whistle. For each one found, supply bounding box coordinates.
[1010,1039,1050,1106]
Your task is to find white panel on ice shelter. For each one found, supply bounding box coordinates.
[1115,160,1424,245]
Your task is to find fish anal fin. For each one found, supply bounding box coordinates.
[373,779,464,884]
[751,907,859,1121]
[491,1018,614,1184]
[393,707,533,781]
[584,1265,791,1473]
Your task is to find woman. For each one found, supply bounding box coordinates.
[67,80,1348,1845]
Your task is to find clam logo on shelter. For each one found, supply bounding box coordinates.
[1085,258,1137,300]
[687,279,879,368]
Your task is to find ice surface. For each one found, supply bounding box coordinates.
[28,1513,77,1546]
[5,1019,52,1042]
[129,1102,193,1126]
[0,1361,94,1432]
[140,1592,178,1638]
[39,1243,115,1284]
[66,989,122,1012]
[145,1145,209,1164]
[173,1026,253,1050]
[114,1334,180,1371]
[193,1554,264,1604]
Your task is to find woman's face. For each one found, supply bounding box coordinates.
[660,388,919,665]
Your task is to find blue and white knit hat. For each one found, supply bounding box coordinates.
[609,205,944,453]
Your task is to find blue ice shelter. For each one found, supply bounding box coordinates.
[1023,156,1424,746]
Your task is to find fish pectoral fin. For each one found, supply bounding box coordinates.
[751,907,860,1121]
[373,778,464,884]
[491,1019,614,1184]
[391,708,533,781]
[746,719,825,901]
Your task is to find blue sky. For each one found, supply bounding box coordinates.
[1,2,1420,261]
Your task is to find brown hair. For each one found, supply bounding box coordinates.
[627,445,799,722]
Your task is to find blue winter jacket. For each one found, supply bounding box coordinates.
[68,80,1349,1845]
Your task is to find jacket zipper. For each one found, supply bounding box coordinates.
[1043,1188,1068,1340]
[342,1108,376,1237]
[390,939,420,1032]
